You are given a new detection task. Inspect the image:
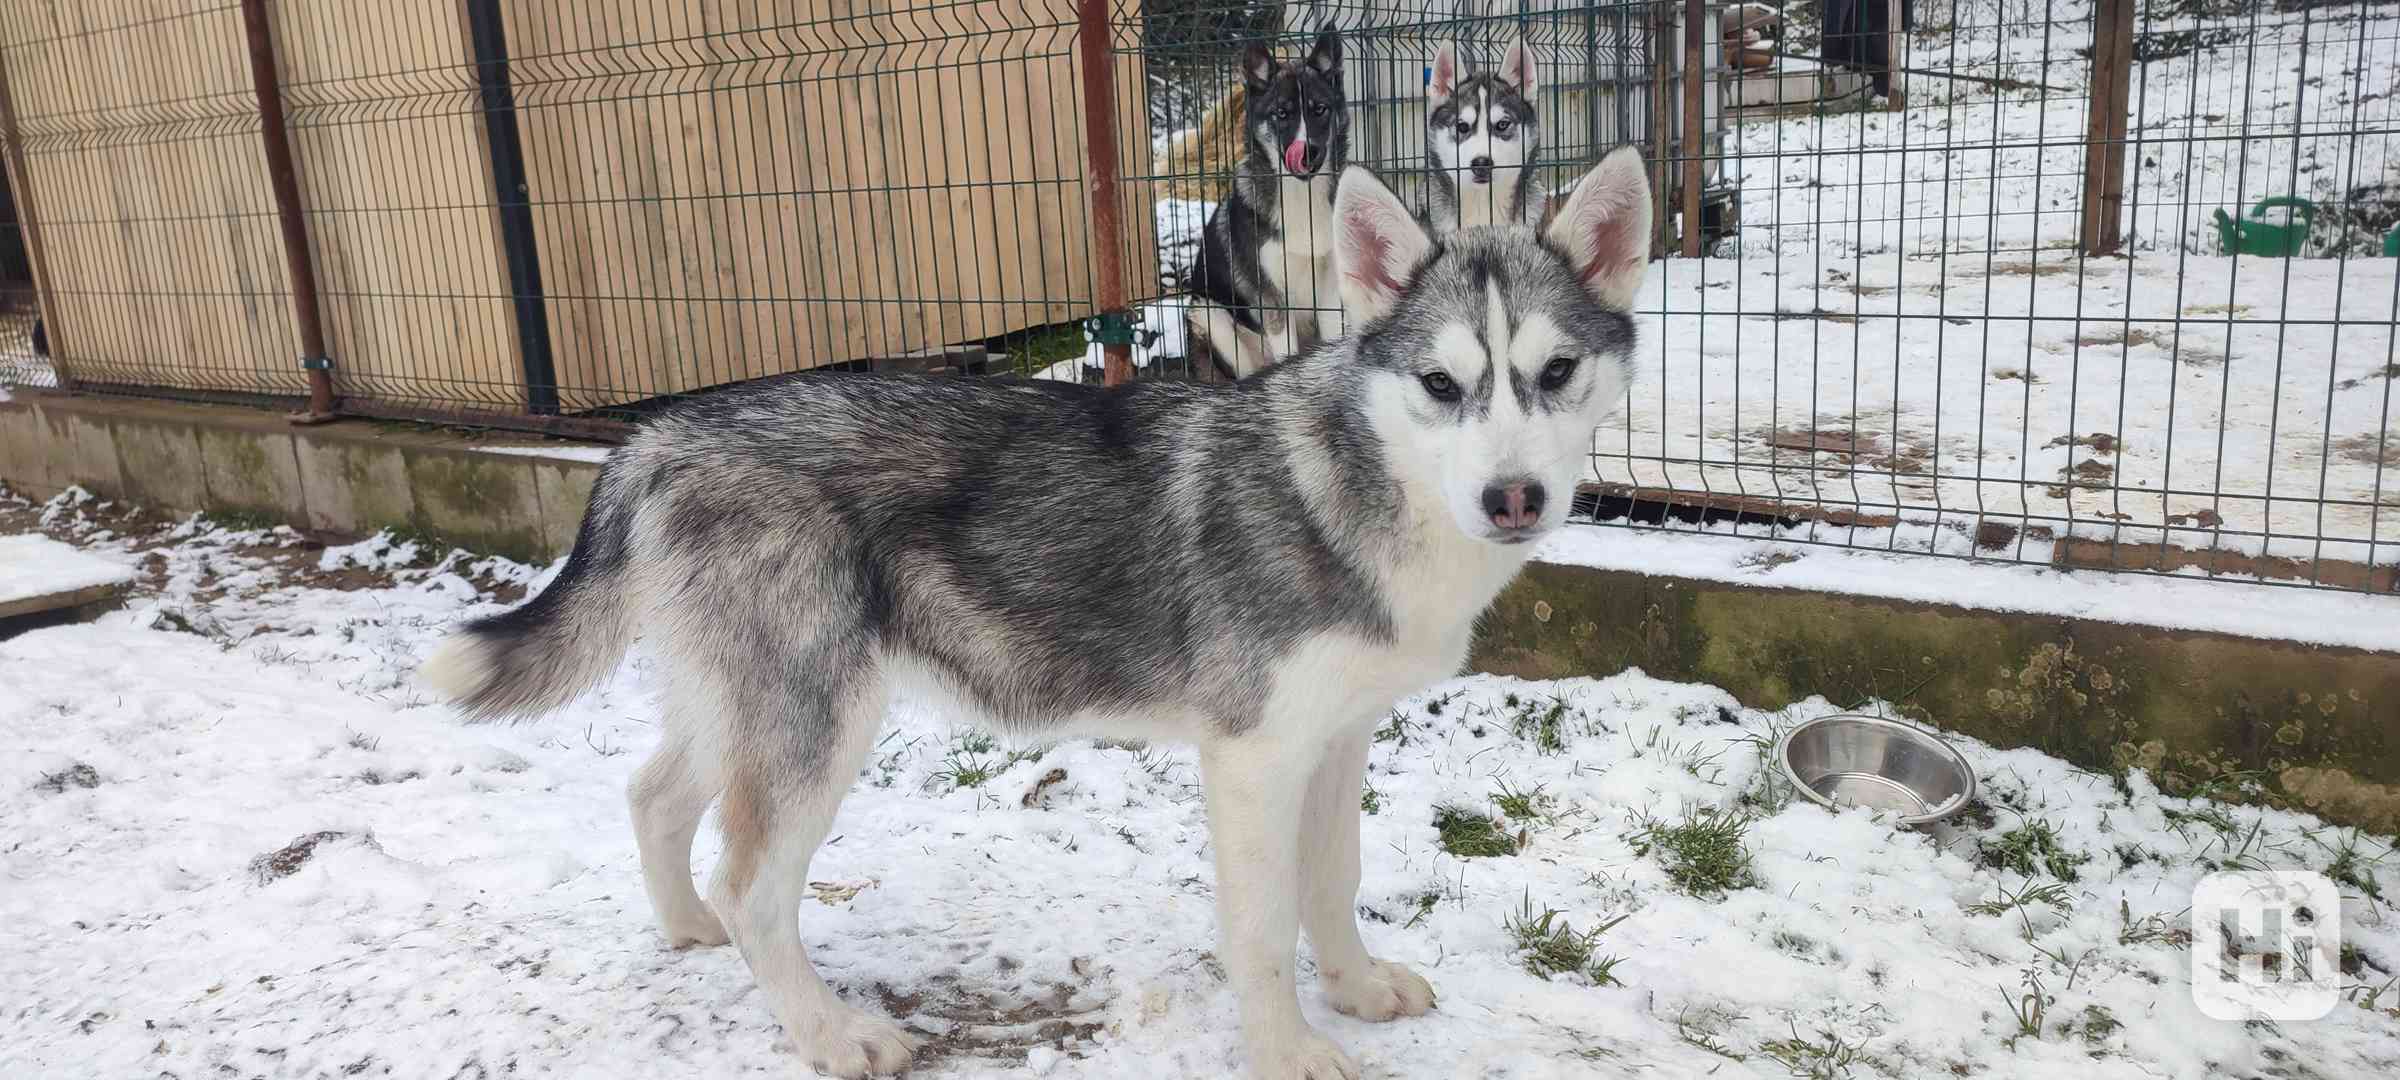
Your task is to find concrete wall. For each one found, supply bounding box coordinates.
[1474,563,2400,833]
[0,392,602,563]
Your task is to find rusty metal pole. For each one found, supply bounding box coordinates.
[237,0,336,422]
[0,48,71,391]
[2079,0,2134,256]
[1680,0,1705,258]
[1650,2,1674,259]
[1075,0,1134,387]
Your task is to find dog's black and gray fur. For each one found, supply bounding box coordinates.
[1423,36,1545,237]
[421,147,1657,1080]
[1186,31,1349,379]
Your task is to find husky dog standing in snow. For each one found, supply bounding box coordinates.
[1423,36,1545,237]
[1185,31,1350,379]
[419,146,1654,1080]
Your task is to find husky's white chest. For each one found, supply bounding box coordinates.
[1259,174,1342,349]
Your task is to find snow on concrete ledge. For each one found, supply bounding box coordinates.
[0,533,136,614]
[1535,525,2400,655]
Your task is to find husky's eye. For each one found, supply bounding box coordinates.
[1273,107,1291,123]
[1308,102,1328,117]
[1493,118,1514,135]
[1539,356,1579,390]
[1420,371,1461,401]
[1453,120,1473,137]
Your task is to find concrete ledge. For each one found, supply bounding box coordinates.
[0,392,608,563]
[1471,561,2400,833]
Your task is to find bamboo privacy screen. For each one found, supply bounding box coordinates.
[0,0,1154,417]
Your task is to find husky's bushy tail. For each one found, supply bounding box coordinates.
[418,466,638,722]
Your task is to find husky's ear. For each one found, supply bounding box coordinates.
[1544,145,1652,311]
[1333,166,1433,323]
[1306,30,1342,76]
[1241,44,1276,91]
[1501,33,1539,97]
[1427,41,1459,101]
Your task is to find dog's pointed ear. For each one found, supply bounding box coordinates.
[1502,33,1539,97]
[1428,40,1459,101]
[1333,166,1433,324]
[1241,44,1276,91]
[1306,30,1342,76]
[1544,145,1653,311]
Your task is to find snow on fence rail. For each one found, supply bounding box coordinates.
[0,0,2393,593]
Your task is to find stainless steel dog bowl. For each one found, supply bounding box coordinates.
[1776,713,1976,826]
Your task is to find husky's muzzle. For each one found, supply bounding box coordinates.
[1469,155,1495,185]
[1283,136,1327,177]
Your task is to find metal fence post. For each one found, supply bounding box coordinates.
[466,0,559,415]
[236,0,336,422]
[1680,0,1705,258]
[1650,1,1674,259]
[1076,0,1134,387]
[2079,0,2134,256]
[0,48,70,391]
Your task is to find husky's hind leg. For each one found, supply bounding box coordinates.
[630,678,729,947]
[706,661,914,1079]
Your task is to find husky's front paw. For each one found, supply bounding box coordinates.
[660,906,729,949]
[1323,958,1435,1022]
[795,1007,918,1078]
[1249,1028,1360,1080]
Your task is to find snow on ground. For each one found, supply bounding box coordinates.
[1608,252,2400,568]
[1637,1,2400,569]
[6,486,2398,1079]
[0,532,132,605]
[1736,2,2400,258]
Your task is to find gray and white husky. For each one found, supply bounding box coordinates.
[419,146,1655,1080]
[1424,36,1545,236]
[1186,31,1350,378]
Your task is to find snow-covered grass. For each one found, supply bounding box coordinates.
[6,487,2398,1078]
[1609,251,2400,569]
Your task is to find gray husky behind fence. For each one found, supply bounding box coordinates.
[419,146,1656,1079]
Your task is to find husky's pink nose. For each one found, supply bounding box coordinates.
[1482,480,1546,531]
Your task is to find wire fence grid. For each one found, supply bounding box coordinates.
[0,0,2393,595]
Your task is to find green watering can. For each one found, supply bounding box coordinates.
[2212,196,2314,257]
[2386,225,2399,257]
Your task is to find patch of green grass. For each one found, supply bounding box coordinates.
[2116,898,2194,948]
[1999,968,2052,1042]
[1675,1011,1748,1062]
[1507,697,1570,755]
[1432,803,1519,858]
[1965,878,2075,919]
[1630,727,1727,784]
[1758,1021,1864,1079]
[1491,781,1551,822]
[931,752,999,790]
[1360,783,1382,816]
[1981,819,2091,882]
[200,508,279,532]
[993,323,1089,375]
[1374,711,1418,746]
[1503,893,1628,986]
[2163,803,2239,836]
[2308,828,2390,905]
[2076,1004,2121,1045]
[1630,807,1760,898]
[953,730,1000,755]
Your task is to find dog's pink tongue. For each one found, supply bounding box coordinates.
[1283,137,1309,175]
